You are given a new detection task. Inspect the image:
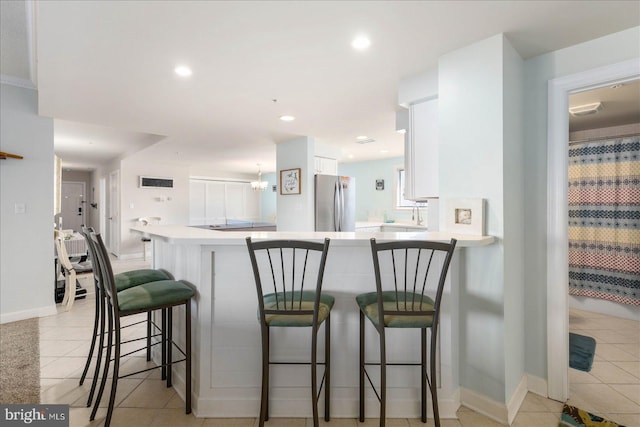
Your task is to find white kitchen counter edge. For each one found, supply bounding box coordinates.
[131,224,495,247]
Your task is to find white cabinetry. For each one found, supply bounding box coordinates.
[404,98,439,200]
[189,179,260,225]
[314,156,338,175]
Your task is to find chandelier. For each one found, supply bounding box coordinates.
[251,164,268,191]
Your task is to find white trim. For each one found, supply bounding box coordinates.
[460,387,508,425]
[526,373,548,398]
[546,58,640,402]
[0,305,58,324]
[0,74,36,90]
[507,376,528,425]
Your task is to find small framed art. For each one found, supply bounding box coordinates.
[444,198,485,235]
[280,168,301,195]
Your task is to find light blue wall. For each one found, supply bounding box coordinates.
[523,26,640,380]
[338,157,413,223]
[0,84,56,322]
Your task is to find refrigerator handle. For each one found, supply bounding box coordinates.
[334,180,340,231]
[338,180,345,231]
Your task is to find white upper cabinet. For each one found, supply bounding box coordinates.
[314,156,338,176]
[404,98,439,200]
[189,179,260,225]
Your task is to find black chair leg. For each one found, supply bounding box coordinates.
[86,292,106,407]
[421,328,427,423]
[104,322,122,427]
[80,287,100,386]
[430,328,440,427]
[259,325,269,427]
[167,307,173,388]
[185,301,192,414]
[324,315,330,422]
[311,327,319,427]
[147,311,152,361]
[359,310,365,422]
[379,329,386,427]
[91,304,114,421]
[161,309,167,380]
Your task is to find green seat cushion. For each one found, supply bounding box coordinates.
[356,291,435,328]
[115,269,172,292]
[117,280,195,312]
[262,291,334,327]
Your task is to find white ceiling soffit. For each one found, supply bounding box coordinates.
[27,1,640,172]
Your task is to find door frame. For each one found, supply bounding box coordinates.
[108,170,120,256]
[546,57,639,401]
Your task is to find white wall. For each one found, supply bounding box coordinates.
[523,26,640,381]
[0,83,57,323]
[276,136,315,231]
[119,144,190,257]
[439,34,517,403]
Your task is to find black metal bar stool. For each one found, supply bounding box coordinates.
[78,226,174,407]
[246,237,333,427]
[89,231,195,427]
[356,238,457,427]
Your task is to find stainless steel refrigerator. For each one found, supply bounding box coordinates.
[315,174,356,232]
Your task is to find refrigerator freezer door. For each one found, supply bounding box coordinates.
[315,175,338,231]
[340,176,355,231]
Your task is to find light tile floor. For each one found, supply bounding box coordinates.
[39,259,639,426]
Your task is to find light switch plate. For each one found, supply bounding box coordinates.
[14,203,26,214]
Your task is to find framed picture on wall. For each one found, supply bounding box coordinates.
[280,168,301,195]
[444,198,485,235]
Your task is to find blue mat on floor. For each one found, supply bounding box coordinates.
[569,333,596,372]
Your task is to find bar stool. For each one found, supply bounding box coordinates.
[246,237,333,427]
[78,226,174,407]
[89,231,195,427]
[356,238,457,427]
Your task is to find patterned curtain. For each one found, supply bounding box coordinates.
[568,135,640,306]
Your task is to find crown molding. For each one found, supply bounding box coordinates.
[0,74,36,90]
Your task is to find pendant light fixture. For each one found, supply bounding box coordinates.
[251,164,268,191]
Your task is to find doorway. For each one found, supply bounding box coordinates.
[546,58,639,402]
[61,181,85,232]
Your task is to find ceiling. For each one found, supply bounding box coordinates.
[1,1,639,173]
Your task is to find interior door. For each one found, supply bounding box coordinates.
[107,170,120,256]
[61,181,85,232]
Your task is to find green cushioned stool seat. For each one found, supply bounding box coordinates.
[263,291,335,327]
[117,279,195,312]
[115,269,172,292]
[356,291,435,328]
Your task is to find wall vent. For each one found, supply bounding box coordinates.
[139,176,174,188]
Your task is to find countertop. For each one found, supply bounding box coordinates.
[131,224,495,247]
[355,221,428,230]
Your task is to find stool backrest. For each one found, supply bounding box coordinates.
[370,238,457,331]
[89,231,120,310]
[246,237,330,324]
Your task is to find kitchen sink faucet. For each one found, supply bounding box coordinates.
[412,205,423,225]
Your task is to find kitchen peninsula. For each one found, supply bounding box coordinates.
[131,225,494,419]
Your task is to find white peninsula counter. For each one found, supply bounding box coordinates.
[131,225,494,419]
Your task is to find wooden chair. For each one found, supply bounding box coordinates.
[357,238,457,427]
[246,237,333,427]
[54,230,93,311]
[78,226,175,407]
[89,231,195,427]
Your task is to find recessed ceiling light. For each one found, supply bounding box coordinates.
[280,115,295,122]
[380,149,389,153]
[174,65,192,77]
[351,36,371,50]
[356,135,369,141]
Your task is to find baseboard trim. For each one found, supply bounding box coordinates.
[460,387,508,425]
[507,375,528,425]
[526,373,548,398]
[0,304,57,324]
